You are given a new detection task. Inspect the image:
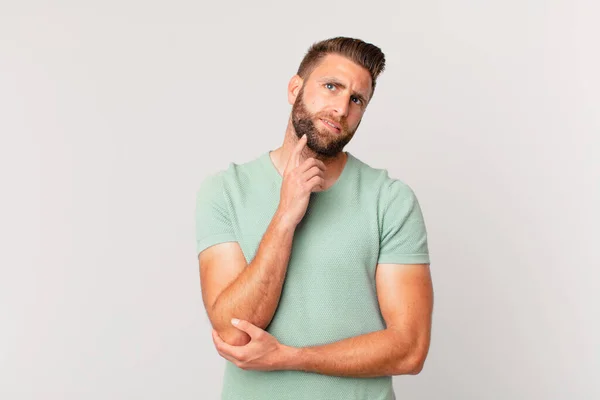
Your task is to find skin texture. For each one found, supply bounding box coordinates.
[202,53,434,377]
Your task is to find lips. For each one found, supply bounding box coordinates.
[320,118,341,132]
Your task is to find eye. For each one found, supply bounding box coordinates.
[325,83,336,90]
[351,96,362,105]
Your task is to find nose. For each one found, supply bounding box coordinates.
[331,95,350,118]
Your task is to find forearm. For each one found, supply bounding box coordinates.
[282,328,422,378]
[212,210,295,345]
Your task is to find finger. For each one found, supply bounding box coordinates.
[307,175,325,192]
[315,158,326,172]
[287,134,307,170]
[300,157,326,173]
[212,330,223,351]
[213,329,245,360]
[302,166,325,182]
[211,329,222,348]
[232,318,264,340]
[215,343,240,365]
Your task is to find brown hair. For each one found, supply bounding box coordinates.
[296,37,386,100]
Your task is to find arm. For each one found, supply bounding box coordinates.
[199,135,325,347]
[283,263,433,377]
[200,211,296,346]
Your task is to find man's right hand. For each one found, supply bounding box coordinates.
[276,134,326,228]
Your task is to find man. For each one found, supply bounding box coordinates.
[195,37,433,400]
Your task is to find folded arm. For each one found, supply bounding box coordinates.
[283,263,434,377]
[200,212,296,346]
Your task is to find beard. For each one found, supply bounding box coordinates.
[291,86,359,158]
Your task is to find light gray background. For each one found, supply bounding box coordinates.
[1,1,598,399]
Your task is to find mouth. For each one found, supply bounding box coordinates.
[319,118,341,133]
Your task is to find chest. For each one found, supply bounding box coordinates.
[231,188,381,279]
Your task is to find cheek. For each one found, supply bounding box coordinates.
[307,97,321,110]
[348,110,364,126]
[304,89,324,109]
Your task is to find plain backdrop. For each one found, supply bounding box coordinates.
[1,1,598,399]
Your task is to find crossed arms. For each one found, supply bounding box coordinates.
[198,211,434,378]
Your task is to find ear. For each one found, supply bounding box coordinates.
[287,74,303,105]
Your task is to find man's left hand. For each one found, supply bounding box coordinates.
[211,319,295,372]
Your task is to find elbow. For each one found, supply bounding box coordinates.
[405,345,429,375]
[395,344,429,376]
[394,353,426,376]
[216,326,251,346]
[407,356,426,375]
[401,333,430,375]
[209,303,251,346]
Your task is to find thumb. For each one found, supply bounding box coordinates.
[231,318,261,338]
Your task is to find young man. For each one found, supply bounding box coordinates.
[195,37,433,400]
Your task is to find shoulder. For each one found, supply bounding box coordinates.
[197,152,267,193]
[349,152,417,201]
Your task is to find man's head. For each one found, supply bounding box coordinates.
[288,37,385,157]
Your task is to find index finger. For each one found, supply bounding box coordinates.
[287,134,307,169]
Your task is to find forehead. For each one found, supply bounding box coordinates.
[308,53,372,96]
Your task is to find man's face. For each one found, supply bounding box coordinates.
[291,53,372,158]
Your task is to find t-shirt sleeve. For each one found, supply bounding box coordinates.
[377,179,430,265]
[195,172,237,256]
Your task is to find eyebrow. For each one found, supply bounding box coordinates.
[318,77,369,105]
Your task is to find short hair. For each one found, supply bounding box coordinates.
[296,37,386,99]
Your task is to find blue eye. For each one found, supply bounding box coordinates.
[325,83,335,90]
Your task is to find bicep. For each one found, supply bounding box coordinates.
[199,241,247,324]
[376,263,433,351]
